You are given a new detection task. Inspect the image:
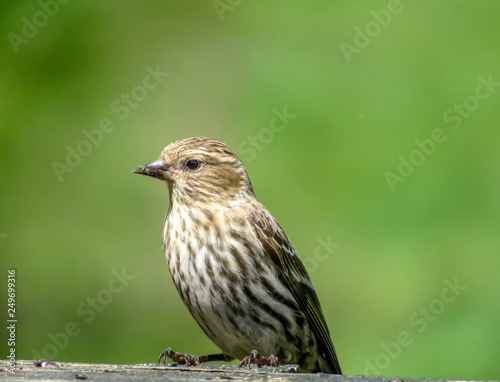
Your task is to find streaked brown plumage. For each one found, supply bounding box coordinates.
[133,137,342,374]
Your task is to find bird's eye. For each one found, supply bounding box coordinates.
[186,159,201,171]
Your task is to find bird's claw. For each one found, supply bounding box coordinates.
[239,350,278,369]
[158,347,202,366]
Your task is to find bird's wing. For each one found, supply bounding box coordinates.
[250,204,342,374]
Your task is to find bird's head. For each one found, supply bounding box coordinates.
[133,137,254,204]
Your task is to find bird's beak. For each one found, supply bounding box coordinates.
[132,158,172,180]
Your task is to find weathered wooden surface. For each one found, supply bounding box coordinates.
[0,360,486,382]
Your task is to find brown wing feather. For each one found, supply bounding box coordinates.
[250,204,342,374]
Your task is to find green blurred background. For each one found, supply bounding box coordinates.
[1,1,499,379]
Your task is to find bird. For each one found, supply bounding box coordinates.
[132,137,342,374]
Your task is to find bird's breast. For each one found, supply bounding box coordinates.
[161,205,303,361]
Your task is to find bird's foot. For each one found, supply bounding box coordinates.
[158,347,226,366]
[239,350,278,369]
